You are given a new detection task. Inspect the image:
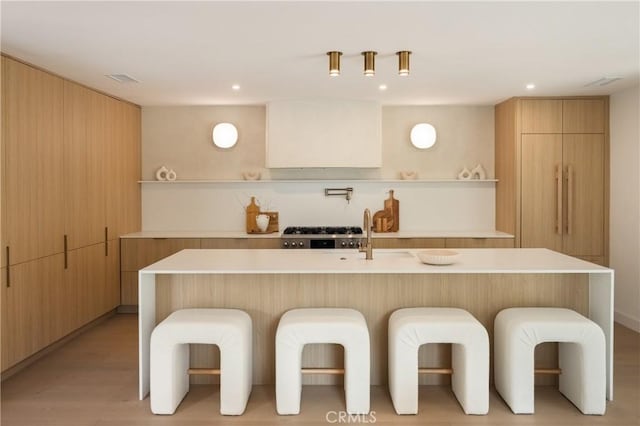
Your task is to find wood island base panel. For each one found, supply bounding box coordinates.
[137,248,613,402]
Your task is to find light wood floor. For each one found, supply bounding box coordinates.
[1,314,638,426]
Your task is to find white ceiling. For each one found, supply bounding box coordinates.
[1,1,638,106]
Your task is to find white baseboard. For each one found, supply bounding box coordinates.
[614,310,640,332]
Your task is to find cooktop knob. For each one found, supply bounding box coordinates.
[291,242,297,248]
[348,241,355,247]
[283,241,289,248]
[298,241,304,247]
[341,241,347,247]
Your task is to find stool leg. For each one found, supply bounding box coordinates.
[219,328,253,415]
[451,335,489,415]
[344,340,370,414]
[559,340,606,415]
[494,325,535,413]
[388,333,419,414]
[276,342,303,415]
[150,342,190,415]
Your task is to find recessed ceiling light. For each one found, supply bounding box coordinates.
[379,84,387,91]
[526,83,536,90]
[232,84,240,91]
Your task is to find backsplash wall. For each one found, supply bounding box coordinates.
[141,105,496,231]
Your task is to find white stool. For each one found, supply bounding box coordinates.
[494,307,606,415]
[150,308,252,415]
[276,308,370,415]
[388,307,489,415]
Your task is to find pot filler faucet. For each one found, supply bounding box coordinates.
[359,208,373,260]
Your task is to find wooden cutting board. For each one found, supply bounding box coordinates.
[384,190,400,231]
[246,197,279,234]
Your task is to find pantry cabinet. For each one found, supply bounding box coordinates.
[1,55,141,372]
[2,58,65,265]
[495,97,608,264]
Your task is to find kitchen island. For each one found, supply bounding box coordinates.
[138,248,613,401]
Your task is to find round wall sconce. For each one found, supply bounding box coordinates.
[212,122,238,148]
[410,123,437,149]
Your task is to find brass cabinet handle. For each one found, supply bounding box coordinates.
[105,227,109,256]
[566,165,573,235]
[64,235,68,269]
[556,165,562,235]
[5,246,10,287]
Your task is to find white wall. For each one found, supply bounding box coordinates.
[141,105,496,231]
[610,84,640,331]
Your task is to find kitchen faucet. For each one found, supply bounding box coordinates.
[359,208,373,260]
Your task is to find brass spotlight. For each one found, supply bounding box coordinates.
[361,51,377,77]
[327,51,342,77]
[397,51,411,76]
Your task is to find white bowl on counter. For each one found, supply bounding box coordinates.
[416,249,460,265]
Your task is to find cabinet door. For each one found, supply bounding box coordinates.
[520,99,562,134]
[445,238,514,248]
[3,57,65,264]
[105,239,120,312]
[373,238,445,249]
[563,99,605,134]
[248,238,282,249]
[120,238,201,271]
[201,238,248,249]
[66,243,106,328]
[106,100,141,240]
[521,134,563,251]
[562,134,605,257]
[1,254,65,371]
[63,82,106,250]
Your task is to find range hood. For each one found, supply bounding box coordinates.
[266,99,381,168]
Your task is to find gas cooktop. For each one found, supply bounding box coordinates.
[282,226,363,236]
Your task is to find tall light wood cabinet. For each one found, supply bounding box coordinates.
[496,97,608,265]
[1,55,141,372]
[2,58,65,265]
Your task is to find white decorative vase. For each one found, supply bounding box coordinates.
[457,167,472,180]
[471,164,486,180]
[256,214,270,232]
[155,165,169,181]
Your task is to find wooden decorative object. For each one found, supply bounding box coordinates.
[245,197,279,234]
[372,190,400,233]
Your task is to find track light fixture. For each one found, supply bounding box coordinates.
[396,51,411,76]
[362,51,377,76]
[326,51,342,77]
[326,50,410,77]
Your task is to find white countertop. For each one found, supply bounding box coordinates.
[140,248,609,275]
[121,230,514,239]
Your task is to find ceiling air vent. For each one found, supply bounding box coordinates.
[584,77,622,87]
[106,74,139,84]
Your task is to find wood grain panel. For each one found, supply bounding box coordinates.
[65,244,106,329]
[372,238,445,249]
[200,238,248,249]
[120,271,138,305]
[495,98,518,240]
[105,239,120,312]
[155,273,588,386]
[520,99,562,133]
[1,254,65,371]
[562,99,605,133]
[445,238,514,248]
[63,82,107,249]
[562,134,605,257]
[521,134,563,251]
[120,238,201,271]
[247,238,282,249]
[3,57,64,264]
